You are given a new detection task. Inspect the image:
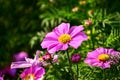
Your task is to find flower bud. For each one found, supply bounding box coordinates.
[42,53,51,61]
[79,0,86,5]
[84,19,93,26]
[72,7,79,12]
[88,10,94,16]
[71,54,81,63]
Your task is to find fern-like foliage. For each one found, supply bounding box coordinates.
[84,10,120,50]
[39,8,67,31]
[103,12,120,49]
[29,32,45,48]
[39,7,80,32]
[105,27,120,48]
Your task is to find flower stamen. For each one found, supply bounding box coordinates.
[39,57,43,62]
[25,74,35,80]
[58,34,71,44]
[98,54,109,61]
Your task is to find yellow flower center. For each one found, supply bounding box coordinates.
[25,74,35,80]
[98,54,109,61]
[58,34,71,44]
[39,57,43,61]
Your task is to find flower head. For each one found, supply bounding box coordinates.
[84,47,119,69]
[41,23,87,53]
[11,50,58,68]
[11,50,41,69]
[20,65,45,80]
[71,54,81,63]
[40,52,58,66]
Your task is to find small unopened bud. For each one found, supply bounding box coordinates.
[88,10,94,16]
[79,0,86,5]
[49,0,55,3]
[84,19,93,26]
[72,7,79,12]
[71,54,81,63]
[42,53,51,61]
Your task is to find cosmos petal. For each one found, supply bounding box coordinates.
[11,61,32,69]
[69,32,87,48]
[41,32,58,48]
[34,67,45,78]
[53,23,70,36]
[47,42,60,53]
[69,25,84,38]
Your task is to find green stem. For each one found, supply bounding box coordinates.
[66,49,73,79]
[49,59,62,79]
[49,58,55,68]
[90,27,95,50]
[102,69,105,79]
[76,64,79,80]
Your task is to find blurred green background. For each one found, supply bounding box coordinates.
[0,0,120,79]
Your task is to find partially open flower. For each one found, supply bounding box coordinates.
[71,54,81,63]
[42,53,51,61]
[11,50,58,68]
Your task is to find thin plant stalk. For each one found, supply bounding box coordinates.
[76,64,79,80]
[66,49,73,79]
[49,59,62,79]
[90,26,95,50]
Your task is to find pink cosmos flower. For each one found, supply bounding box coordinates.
[84,47,119,69]
[20,65,45,80]
[11,50,58,68]
[41,23,87,53]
